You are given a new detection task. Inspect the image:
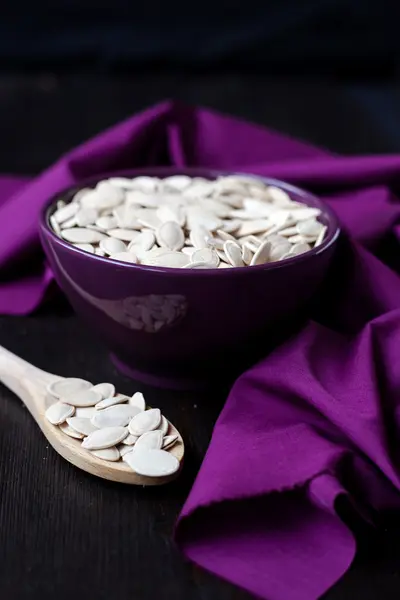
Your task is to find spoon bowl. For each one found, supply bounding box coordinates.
[0,345,184,485]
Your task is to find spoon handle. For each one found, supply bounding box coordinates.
[0,345,58,405]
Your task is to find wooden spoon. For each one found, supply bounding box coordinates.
[0,344,184,485]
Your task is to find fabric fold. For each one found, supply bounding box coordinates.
[2,101,400,599]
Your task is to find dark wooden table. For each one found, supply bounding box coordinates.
[1,72,400,600]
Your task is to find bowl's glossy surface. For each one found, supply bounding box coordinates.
[39,167,340,389]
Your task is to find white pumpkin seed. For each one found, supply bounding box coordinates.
[156,221,185,251]
[62,389,103,407]
[290,207,321,221]
[269,241,292,262]
[250,241,271,266]
[237,219,271,237]
[128,230,155,253]
[315,225,327,247]
[53,202,79,224]
[287,234,314,245]
[224,240,244,267]
[156,205,185,226]
[107,229,140,242]
[242,245,253,265]
[66,417,98,436]
[163,175,192,191]
[91,382,115,399]
[266,186,293,205]
[129,392,146,411]
[137,210,161,230]
[47,378,92,399]
[134,430,163,452]
[181,246,196,257]
[96,215,117,230]
[81,426,128,450]
[287,242,311,256]
[162,434,179,450]
[99,237,127,255]
[95,394,129,410]
[124,449,179,477]
[90,447,120,462]
[121,434,139,446]
[191,247,219,267]
[128,408,161,436]
[160,416,169,435]
[75,406,96,418]
[91,404,140,428]
[61,228,106,244]
[45,402,75,425]
[73,243,95,253]
[190,225,211,249]
[144,251,188,268]
[110,252,137,263]
[184,261,215,269]
[120,445,136,458]
[296,218,324,237]
[59,422,85,439]
[113,205,141,229]
[75,207,98,227]
[50,215,61,235]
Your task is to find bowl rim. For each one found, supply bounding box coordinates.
[39,167,341,276]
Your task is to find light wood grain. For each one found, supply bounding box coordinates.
[0,345,184,485]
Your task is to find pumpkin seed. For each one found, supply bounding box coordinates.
[90,447,120,462]
[128,408,161,436]
[45,402,75,425]
[81,426,128,450]
[91,404,139,428]
[124,449,179,477]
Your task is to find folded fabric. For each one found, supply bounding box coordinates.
[2,101,400,599]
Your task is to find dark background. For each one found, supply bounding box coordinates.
[1,2,400,600]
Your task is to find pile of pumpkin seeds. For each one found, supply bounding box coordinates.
[45,378,180,477]
[50,174,327,268]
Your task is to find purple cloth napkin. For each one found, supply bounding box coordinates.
[2,101,400,599]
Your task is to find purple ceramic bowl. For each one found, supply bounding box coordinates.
[39,167,340,390]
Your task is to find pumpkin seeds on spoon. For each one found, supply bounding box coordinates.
[44,378,182,479]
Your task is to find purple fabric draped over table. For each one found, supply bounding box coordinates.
[2,101,400,599]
